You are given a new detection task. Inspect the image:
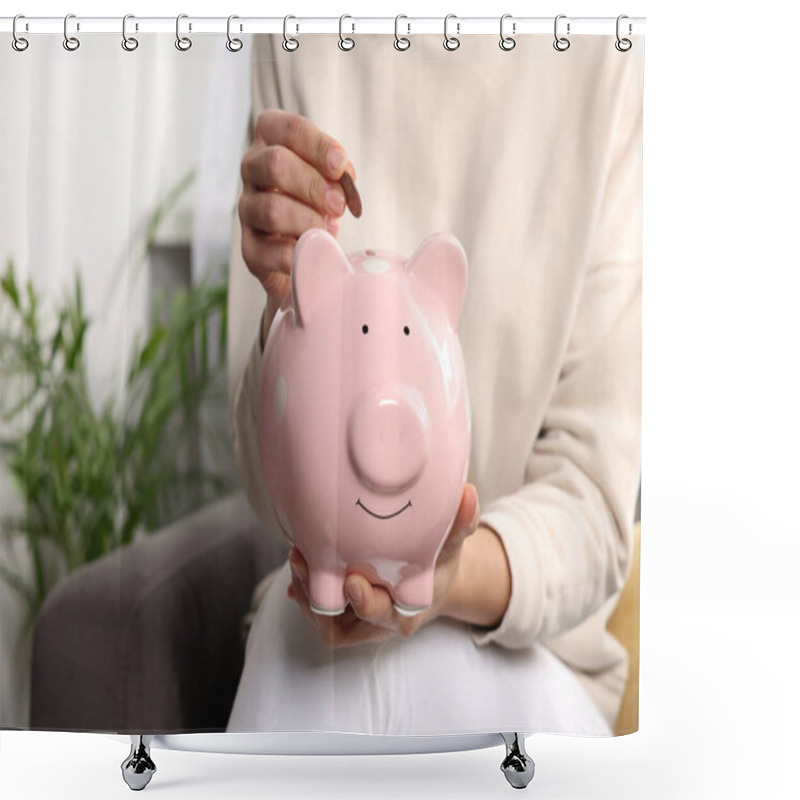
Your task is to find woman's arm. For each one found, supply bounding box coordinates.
[441,524,512,631]
[468,65,643,651]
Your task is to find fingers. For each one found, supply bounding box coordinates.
[255,108,352,182]
[241,143,347,220]
[241,224,293,273]
[344,574,398,628]
[239,110,356,302]
[287,550,398,648]
[239,187,338,241]
[460,482,480,529]
[238,186,338,293]
[439,483,480,560]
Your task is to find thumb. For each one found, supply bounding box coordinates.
[441,484,480,556]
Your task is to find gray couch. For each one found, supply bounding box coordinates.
[30,492,287,733]
[30,488,641,734]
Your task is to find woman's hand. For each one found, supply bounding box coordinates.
[238,109,356,339]
[287,484,481,649]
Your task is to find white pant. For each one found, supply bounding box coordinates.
[227,561,611,737]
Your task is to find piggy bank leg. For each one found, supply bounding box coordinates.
[308,567,347,616]
[393,568,435,617]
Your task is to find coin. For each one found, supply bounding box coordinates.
[340,170,362,219]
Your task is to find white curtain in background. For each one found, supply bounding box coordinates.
[0,34,250,728]
[191,53,251,284]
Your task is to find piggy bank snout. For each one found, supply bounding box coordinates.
[347,391,428,494]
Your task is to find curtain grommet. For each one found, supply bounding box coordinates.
[12,14,29,52]
[63,13,80,52]
[283,15,299,52]
[175,14,192,51]
[553,14,570,51]
[226,15,243,52]
[443,14,460,51]
[615,15,632,52]
[499,14,516,51]
[394,15,411,51]
[121,14,139,52]
[338,14,355,51]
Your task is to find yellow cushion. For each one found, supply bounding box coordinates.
[607,522,640,735]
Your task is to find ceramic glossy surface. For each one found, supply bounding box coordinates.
[258,229,471,615]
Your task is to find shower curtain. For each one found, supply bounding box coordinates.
[0,16,643,769]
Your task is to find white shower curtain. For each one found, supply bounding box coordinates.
[1,23,642,746]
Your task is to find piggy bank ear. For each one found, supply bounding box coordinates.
[405,233,468,329]
[290,228,353,327]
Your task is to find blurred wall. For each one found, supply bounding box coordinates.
[0,33,250,727]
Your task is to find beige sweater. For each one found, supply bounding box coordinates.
[228,33,643,729]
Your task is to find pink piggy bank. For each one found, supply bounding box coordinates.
[258,229,470,617]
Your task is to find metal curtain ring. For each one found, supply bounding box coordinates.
[553,14,570,51]
[615,14,632,52]
[175,14,192,51]
[63,13,80,51]
[443,14,460,51]
[338,14,355,51]
[394,14,410,51]
[12,14,29,52]
[499,14,516,51]
[227,15,243,52]
[122,14,139,51]
[283,15,299,51]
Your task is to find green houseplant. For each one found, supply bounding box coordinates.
[0,177,233,638]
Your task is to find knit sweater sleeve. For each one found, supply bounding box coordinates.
[469,65,643,650]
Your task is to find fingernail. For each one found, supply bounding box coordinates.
[327,146,346,174]
[471,504,481,528]
[345,576,363,605]
[467,486,479,525]
[325,187,346,215]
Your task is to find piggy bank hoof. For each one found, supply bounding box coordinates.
[393,602,427,618]
[310,603,347,617]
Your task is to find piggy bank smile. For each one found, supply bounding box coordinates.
[355,498,412,520]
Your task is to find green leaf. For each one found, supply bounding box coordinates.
[0,173,232,641]
[136,326,166,373]
[1,262,20,309]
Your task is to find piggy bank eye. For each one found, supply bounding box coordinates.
[362,324,369,334]
[403,326,410,336]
